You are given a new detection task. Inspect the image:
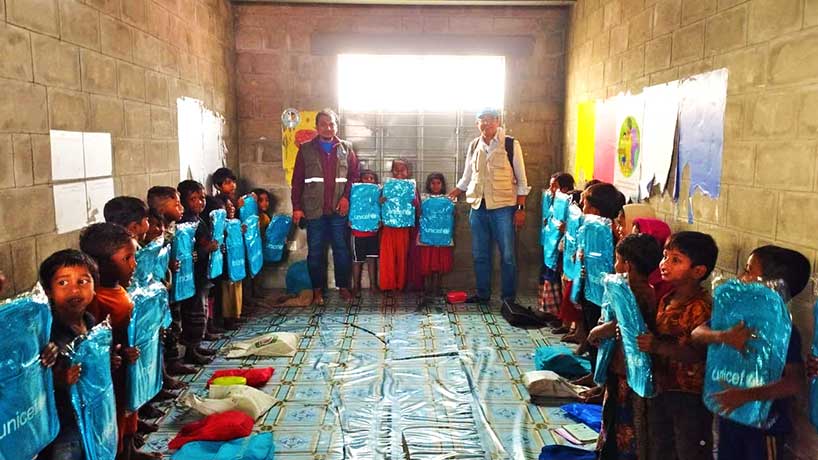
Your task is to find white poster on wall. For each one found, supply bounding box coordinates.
[177,97,225,188]
[50,130,85,181]
[85,177,116,225]
[82,132,113,179]
[53,182,89,234]
[613,92,645,201]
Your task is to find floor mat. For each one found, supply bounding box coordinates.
[143,292,595,459]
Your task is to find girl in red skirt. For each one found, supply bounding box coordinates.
[379,159,418,301]
[419,173,454,299]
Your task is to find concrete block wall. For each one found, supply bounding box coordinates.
[563,0,818,455]
[0,0,237,299]
[234,3,569,292]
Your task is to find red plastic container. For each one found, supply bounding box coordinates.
[446,291,467,304]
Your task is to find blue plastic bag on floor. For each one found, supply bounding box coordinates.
[68,321,117,460]
[543,191,571,269]
[578,215,614,306]
[382,179,416,228]
[172,221,198,302]
[0,285,59,460]
[239,195,263,277]
[560,403,603,432]
[172,432,274,460]
[350,183,381,232]
[540,189,554,246]
[534,344,592,379]
[264,214,292,263]
[562,204,584,282]
[226,218,247,282]
[539,445,596,460]
[209,209,227,279]
[603,273,655,398]
[419,196,455,246]
[286,260,312,295]
[811,299,818,432]
[593,303,615,386]
[704,279,791,428]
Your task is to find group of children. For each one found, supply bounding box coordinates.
[30,167,276,460]
[350,160,455,304]
[538,172,817,460]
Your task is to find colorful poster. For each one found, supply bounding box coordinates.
[593,98,617,184]
[282,110,317,184]
[676,69,728,221]
[574,101,596,184]
[640,81,679,198]
[613,93,645,201]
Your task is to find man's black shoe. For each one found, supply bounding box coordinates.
[465,295,490,304]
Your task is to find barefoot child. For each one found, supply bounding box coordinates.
[351,169,380,296]
[419,172,453,300]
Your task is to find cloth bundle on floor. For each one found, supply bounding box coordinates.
[419,196,455,246]
[0,285,59,460]
[171,432,274,460]
[168,410,255,450]
[172,221,199,302]
[180,384,277,420]
[534,345,592,379]
[225,332,299,358]
[264,214,292,263]
[524,370,589,400]
[349,183,381,232]
[209,209,227,279]
[239,194,263,277]
[207,368,274,388]
[381,179,416,228]
[226,218,247,282]
[543,191,571,269]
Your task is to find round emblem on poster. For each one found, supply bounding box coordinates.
[281,108,300,129]
[617,116,640,178]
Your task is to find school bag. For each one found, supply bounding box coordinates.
[349,183,381,232]
[534,344,592,379]
[208,209,227,279]
[543,191,571,269]
[225,218,247,282]
[571,215,614,305]
[381,179,416,228]
[263,214,292,263]
[0,285,59,460]
[419,196,455,246]
[501,300,548,329]
[171,221,198,302]
[239,194,263,277]
[562,204,584,282]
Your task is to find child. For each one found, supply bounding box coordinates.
[587,234,662,460]
[632,217,673,301]
[144,208,165,245]
[212,167,244,330]
[103,196,150,242]
[379,159,417,300]
[177,180,219,365]
[251,188,273,237]
[637,231,718,460]
[691,246,810,460]
[36,250,100,460]
[540,172,574,323]
[351,169,380,296]
[79,223,160,460]
[419,172,453,300]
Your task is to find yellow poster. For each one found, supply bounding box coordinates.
[574,101,596,184]
[281,110,317,184]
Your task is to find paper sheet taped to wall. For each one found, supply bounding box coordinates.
[574,101,595,184]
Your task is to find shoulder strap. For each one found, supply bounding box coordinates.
[505,136,517,181]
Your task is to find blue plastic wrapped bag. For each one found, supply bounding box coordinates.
[539,445,596,460]
[0,285,59,460]
[593,303,615,386]
[534,345,592,379]
[133,237,163,285]
[153,239,171,282]
[350,183,381,232]
[286,260,312,295]
[578,215,614,306]
[560,403,603,432]
[208,209,226,279]
[226,218,247,282]
[603,273,655,397]
[382,179,416,228]
[419,196,455,246]
[540,190,554,246]
[704,279,791,428]
[172,432,274,460]
[810,300,818,431]
[171,221,198,302]
[543,191,571,269]
[239,195,263,277]
[562,204,584,282]
[68,321,117,460]
[264,214,292,263]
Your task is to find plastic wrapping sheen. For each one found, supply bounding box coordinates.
[264,214,292,263]
[578,215,614,306]
[540,190,554,246]
[381,179,416,228]
[593,302,615,386]
[704,279,792,428]
[126,264,166,410]
[419,196,455,246]
[208,209,227,280]
[542,191,571,269]
[239,195,263,277]
[811,299,818,431]
[171,432,274,460]
[171,221,198,302]
[152,237,171,283]
[133,237,163,285]
[226,218,247,282]
[68,321,117,460]
[562,205,584,282]
[602,274,655,397]
[350,183,381,232]
[0,284,59,460]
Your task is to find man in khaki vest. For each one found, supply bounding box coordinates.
[449,108,531,309]
[291,109,360,305]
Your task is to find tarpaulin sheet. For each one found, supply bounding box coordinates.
[142,294,598,459]
[350,183,381,232]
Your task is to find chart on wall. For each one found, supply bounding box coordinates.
[640,81,679,198]
[613,93,645,201]
[281,109,317,184]
[177,97,226,189]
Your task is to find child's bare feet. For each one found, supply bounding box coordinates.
[340,288,354,301]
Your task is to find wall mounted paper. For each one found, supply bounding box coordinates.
[226,218,247,282]
[53,181,89,234]
[208,209,226,279]
[177,97,225,187]
[239,195,263,277]
[575,101,596,184]
[540,190,554,246]
[50,130,85,181]
[0,285,59,460]
[264,214,292,263]
[640,81,679,197]
[603,273,655,397]
[282,110,317,184]
[382,179,416,228]
[68,321,117,460]
[85,177,115,225]
[350,183,382,232]
[562,204,584,282]
[613,92,645,201]
[675,69,728,222]
[543,191,571,269]
[579,215,614,306]
[704,279,791,428]
[171,221,198,302]
[811,300,818,431]
[419,196,455,246]
[82,132,113,178]
[593,98,617,183]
